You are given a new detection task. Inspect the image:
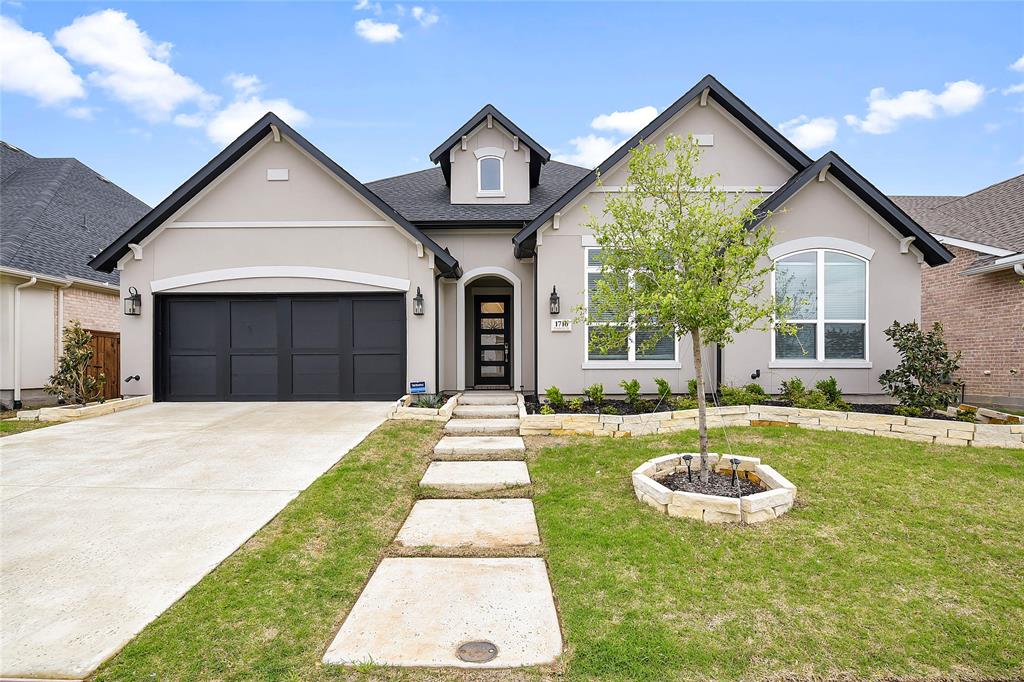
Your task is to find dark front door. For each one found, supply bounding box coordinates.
[474,295,511,387]
[156,293,405,401]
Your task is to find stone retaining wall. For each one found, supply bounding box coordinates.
[20,395,153,422]
[521,404,1024,449]
[388,394,460,421]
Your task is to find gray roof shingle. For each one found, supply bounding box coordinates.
[366,160,590,224]
[891,175,1024,253]
[1,141,150,286]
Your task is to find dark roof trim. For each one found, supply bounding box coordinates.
[428,104,551,164]
[416,220,528,230]
[749,152,954,267]
[90,113,461,277]
[512,74,813,256]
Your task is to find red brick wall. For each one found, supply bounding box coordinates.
[62,286,121,333]
[921,245,1023,405]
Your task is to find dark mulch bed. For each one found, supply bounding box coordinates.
[656,469,764,498]
[760,400,955,421]
[525,398,676,415]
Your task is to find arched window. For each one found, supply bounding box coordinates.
[478,156,502,193]
[772,249,868,362]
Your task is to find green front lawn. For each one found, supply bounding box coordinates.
[0,418,56,437]
[90,422,1023,681]
[531,427,1024,681]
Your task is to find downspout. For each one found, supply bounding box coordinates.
[1015,263,1024,277]
[434,272,441,395]
[715,343,723,393]
[533,249,539,398]
[13,277,38,409]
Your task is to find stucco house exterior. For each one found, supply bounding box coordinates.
[894,176,1023,410]
[1,141,150,408]
[90,75,953,403]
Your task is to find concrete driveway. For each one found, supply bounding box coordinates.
[0,401,389,680]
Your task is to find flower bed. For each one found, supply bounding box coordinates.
[632,453,796,524]
[388,393,459,421]
[520,404,1024,449]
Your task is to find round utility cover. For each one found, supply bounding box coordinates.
[456,640,498,663]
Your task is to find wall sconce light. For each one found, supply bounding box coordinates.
[412,287,425,316]
[123,286,142,316]
[549,285,560,315]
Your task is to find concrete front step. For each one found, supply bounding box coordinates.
[395,499,540,548]
[458,392,518,406]
[445,419,521,436]
[453,405,520,419]
[433,436,526,460]
[420,460,531,492]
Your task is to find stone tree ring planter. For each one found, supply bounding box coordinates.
[632,453,796,524]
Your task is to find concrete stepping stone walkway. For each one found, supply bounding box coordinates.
[322,558,561,668]
[420,460,530,492]
[324,392,561,670]
[395,499,540,548]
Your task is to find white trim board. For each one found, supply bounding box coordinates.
[150,266,411,293]
[768,237,875,261]
[933,234,1016,258]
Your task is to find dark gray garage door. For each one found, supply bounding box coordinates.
[156,294,405,401]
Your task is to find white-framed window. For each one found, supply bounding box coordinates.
[584,246,678,365]
[772,249,868,364]
[478,156,503,194]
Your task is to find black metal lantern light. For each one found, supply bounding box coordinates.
[123,286,142,316]
[549,285,560,315]
[412,287,425,316]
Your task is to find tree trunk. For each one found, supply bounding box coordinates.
[690,327,709,483]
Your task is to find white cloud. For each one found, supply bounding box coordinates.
[844,80,986,134]
[54,9,216,121]
[173,112,206,128]
[0,16,85,106]
[354,0,383,15]
[1011,55,1024,72]
[1002,83,1024,95]
[354,18,402,43]
[554,134,621,168]
[226,73,262,97]
[66,105,96,120]
[205,97,310,146]
[777,115,837,151]
[411,6,439,27]
[590,106,658,135]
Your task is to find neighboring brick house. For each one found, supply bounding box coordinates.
[0,141,150,408]
[893,175,1024,410]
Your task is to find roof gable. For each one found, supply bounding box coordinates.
[750,152,954,266]
[512,75,813,255]
[89,113,461,277]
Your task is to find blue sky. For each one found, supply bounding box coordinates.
[1,1,1022,206]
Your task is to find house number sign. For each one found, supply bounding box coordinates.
[551,319,572,332]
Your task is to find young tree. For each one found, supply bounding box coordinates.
[878,320,961,416]
[581,135,791,482]
[44,321,105,405]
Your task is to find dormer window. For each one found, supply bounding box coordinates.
[479,157,502,193]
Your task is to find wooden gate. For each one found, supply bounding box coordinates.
[86,330,121,400]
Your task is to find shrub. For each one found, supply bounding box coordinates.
[544,385,566,409]
[539,404,556,415]
[45,321,104,405]
[894,405,923,418]
[814,376,850,410]
[584,383,605,407]
[654,377,672,402]
[744,383,768,398]
[955,408,977,423]
[879,320,962,416]
[793,390,831,410]
[567,396,585,412]
[620,378,642,406]
[600,405,619,415]
[719,384,763,406]
[672,396,698,410]
[687,378,699,397]
[779,377,806,405]
[412,394,444,408]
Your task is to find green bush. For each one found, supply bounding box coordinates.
[412,394,444,408]
[793,390,831,410]
[539,404,556,415]
[600,405,619,415]
[672,396,698,410]
[719,384,764,406]
[544,385,566,409]
[878,320,962,416]
[744,383,768,398]
[45,321,105,405]
[654,377,672,402]
[585,383,605,407]
[620,378,641,406]
[780,377,806,405]
[894,405,923,418]
[955,408,977,423]
[814,376,850,410]
[567,396,585,412]
[687,378,699,397]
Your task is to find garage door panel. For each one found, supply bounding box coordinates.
[230,301,278,349]
[159,294,404,402]
[231,355,278,397]
[169,355,218,398]
[291,300,341,350]
[293,355,341,396]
